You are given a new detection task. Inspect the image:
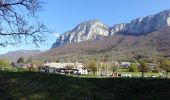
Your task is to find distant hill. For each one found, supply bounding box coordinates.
[0,50,42,61]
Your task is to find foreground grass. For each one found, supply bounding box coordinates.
[0,71,170,100]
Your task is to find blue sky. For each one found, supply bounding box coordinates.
[1,0,170,54]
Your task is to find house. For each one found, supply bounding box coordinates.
[11,62,24,68]
[40,62,88,75]
[24,63,37,69]
[120,62,131,68]
[11,62,36,69]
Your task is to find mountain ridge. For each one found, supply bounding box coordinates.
[51,20,109,48]
[52,10,170,48]
[37,27,170,62]
[0,50,42,61]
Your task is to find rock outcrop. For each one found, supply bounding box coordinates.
[110,10,170,35]
[52,10,170,48]
[51,20,109,48]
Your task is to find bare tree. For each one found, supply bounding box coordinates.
[0,0,48,47]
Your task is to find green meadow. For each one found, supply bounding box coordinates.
[0,71,170,100]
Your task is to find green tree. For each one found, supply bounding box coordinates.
[17,57,24,63]
[0,59,10,68]
[159,59,170,78]
[111,64,119,72]
[86,60,97,75]
[129,63,138,72]
[56,59,60,63]
[26,56,33,63]
[32,60,43,71]
[139,61,148,77]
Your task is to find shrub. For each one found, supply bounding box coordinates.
[0,59,11,68]
[129,64,138,72]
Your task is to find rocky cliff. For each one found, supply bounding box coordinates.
[110,10,170,35]
[51,20,109,48]
[52,10,170,48]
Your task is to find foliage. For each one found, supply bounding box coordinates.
[160,59,170,72]
[111,64,119,72]
[139,61,148,72]
[26,56,33,63]
[55,59,60,63]
[31,60,43,68]
[159,59,170,78]
[138,60,148,77]
[17,57,24,63]
[129,64,138,72]
[0,59,11,68]
[86,60,97,75]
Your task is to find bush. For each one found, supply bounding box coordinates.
[129,64,138,72]
[0,59,11,68]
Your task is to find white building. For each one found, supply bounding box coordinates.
[121,62,131,68]
[41,62,88,75]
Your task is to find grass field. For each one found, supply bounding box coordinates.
[117,68,161,77]
[0,71,170,100]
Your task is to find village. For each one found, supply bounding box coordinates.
[6,58,164,78]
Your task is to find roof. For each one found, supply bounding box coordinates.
[11,62,24,68]
[42,62,83,69]
[121,62,130,65]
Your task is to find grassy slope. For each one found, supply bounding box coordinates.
[0,71,170,100]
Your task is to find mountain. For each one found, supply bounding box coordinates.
[0,50,42,61]
[37,27,170,62]
[52,10,170,48]
[110,10,170,35]
[51,20,109,48]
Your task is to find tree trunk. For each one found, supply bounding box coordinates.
[166,72,168,79]
[142,71,144,78]
[93,71,95,75]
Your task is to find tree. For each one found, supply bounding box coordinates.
[0,0,48,47]
[129,63,138,72]
[86,60,97,75]
[31,60,43,71]
[139,61,148,77]
[0,59,10,68]
[159,59,170,78]
[26,56,33,63]
[56,59,60,63]
[111,64,119,72]
[17,57,24,63]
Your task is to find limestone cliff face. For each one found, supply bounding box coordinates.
[110,10,170,35]
[51,20,109,48]
[52,10,170,48]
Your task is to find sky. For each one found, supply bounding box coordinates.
[1,0,170,54]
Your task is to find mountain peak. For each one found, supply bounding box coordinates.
[79,20,102,24]
[51,20,109,48]
[52,10,170,48]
